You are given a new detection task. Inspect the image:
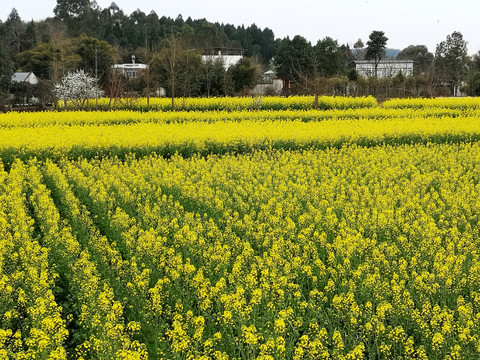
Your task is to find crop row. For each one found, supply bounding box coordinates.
[1,143,480,358]
[382,97,480,109]
[1,116,480,167]
[0,162,68,359]
[58,95,378,112]
[2,107,480,129]
[55,95,480,112]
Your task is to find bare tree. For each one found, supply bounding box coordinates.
[48,35,81,109]
[137,47,153,111]
[105,68,125,108]
[155,36,183,110]
[290,52,332,109]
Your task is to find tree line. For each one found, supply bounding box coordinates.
[1,0,480,107]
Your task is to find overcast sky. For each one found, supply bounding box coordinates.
[2,0,479,54]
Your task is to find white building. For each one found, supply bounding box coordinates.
[12,72,38,85]
[351,60,414,78]
[112,55,148,79]
[201,48,243,69]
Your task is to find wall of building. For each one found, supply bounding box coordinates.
[201,54,243,69]
[251,79,283,95]
[112,64,148,79]
[354,61,413,78]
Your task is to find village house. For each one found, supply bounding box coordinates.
[10,72,39,105]
[251,70,283,96]
[201,47,244,69]
[112,55,148,79]
[350,59,414,78]
[12,72,39,85]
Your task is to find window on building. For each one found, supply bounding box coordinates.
[125,69,137,79]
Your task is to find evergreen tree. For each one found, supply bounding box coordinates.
[0,41,14,98]
[74,35,117,86]
[5,8,26,55]
[365,30,388,77]
[54,0,101,37]
[397,45,433,74]
[314,37,346,77]
[435,31,468,96]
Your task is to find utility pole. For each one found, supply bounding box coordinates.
[146,56,150,111]
[95,47,98,109]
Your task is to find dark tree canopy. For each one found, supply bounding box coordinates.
[74,36,117,86]
[314,37,346,77]
[228,57,259,94]
[435,31,468,96]
[0,41,14,95]
[54,0,101,36]
[353,39,366,60]
[17,39,81,80]
[273,35,313,84]
[54,0,94,19]
[467,71,480,96]
[471,51,480,72]
[16,42,61,79]
[397,45,433,74]
[5,8,29,55]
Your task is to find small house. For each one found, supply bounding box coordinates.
[12,72,38,85]
[10,72,39,106]
[251,70,283,96]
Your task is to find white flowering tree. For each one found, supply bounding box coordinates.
[54,69,104,109]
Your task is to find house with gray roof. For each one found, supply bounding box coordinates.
[12,72,39,85]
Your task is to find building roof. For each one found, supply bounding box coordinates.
[112,55,148,70]
[351,59,414,64]
[12,72,34,82]
[201,53,243,69]
[112,63,148,69]
[203,47,244,56]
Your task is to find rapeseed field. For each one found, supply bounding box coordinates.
[1,96,480,359]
